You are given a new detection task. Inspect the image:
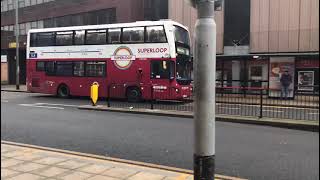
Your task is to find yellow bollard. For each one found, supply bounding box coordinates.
[90,82,99,106]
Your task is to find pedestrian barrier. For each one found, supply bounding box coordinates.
[104,83,319,121]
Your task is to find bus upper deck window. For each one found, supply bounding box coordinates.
[74,30,85,45]
[37,32,55,47]
[122,27,144,43]
[30,33,37,47]
[146,26,166,43]
[56,31,73,46]
[86,29,107,45]
[108,28,121,44]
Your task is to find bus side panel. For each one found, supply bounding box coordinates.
[107,58,151,99]
[26,60,48,94]
[70,77,107,98]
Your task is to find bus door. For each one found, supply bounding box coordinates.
[150,60,175,99]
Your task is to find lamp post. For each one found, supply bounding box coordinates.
[15,0,20,90]
[184,0,222,179]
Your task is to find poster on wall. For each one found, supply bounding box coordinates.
[298,71,314,91]
[269,57,295,98]
[1,55,7,63]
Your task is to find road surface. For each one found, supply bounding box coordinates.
[1,91,319,180]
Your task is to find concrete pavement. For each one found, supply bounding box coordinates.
[1,85,27,93]
[2,141,245,180]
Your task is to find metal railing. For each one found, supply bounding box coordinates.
[104,83,319,121]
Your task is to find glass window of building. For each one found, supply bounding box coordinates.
[25,0,31,6]
[9,25,14,31]
[2,0,8,12]
[8,0,14,10]
[56,16,71,27]
[44,18,55,28]
[31,21,37,29]
[25,22,31,33]
[19,23,26,35]
[31,0,37,5]
[71,14,83,26]
[18,0,25,8]
[37,20,44,28]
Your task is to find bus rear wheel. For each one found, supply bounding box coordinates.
[126,87,141,102]
[57,84,70,98]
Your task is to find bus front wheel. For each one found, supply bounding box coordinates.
[126,87,141,102]
[57,84,70,98]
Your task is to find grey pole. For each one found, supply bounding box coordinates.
[15,0,20,90]
[185,0,217,179]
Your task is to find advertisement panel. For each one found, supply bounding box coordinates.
[298,71,314,91]
[269,57,295,98]
[1,55,7,63]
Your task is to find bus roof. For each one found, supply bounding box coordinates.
[28,20,189,34]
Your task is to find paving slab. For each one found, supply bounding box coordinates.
[1,141,247,180]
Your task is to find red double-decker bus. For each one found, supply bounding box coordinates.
[26,20,192,101]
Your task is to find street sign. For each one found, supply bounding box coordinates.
[9,42,17,48]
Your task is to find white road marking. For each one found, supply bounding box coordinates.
[218,107,240,110]
[217,103,318,110]
[19,104,64,110]
[1,100,9,102]
[262,110,283,113]
[308,112,319,115]
[35,103,78,107]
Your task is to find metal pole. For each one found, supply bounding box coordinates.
[15,0,20,90]
[259,88,263,118]
[150,85,154,110]
[107,85,111,107]
[193,1,216,179]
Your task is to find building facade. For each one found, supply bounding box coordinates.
[1,0,319,94]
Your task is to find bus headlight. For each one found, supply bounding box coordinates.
[175,88,179,93]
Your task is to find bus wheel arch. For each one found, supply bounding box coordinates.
[57,83,70,98]
[126,86,142,102]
